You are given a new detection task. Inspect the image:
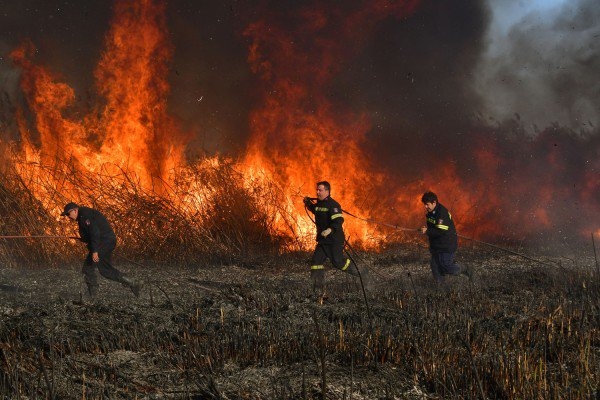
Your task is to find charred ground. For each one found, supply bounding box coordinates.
[1,245,598,399]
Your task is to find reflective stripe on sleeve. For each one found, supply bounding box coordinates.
[435,224,449,230]
[341,259,351,271]
[331,213,342,220]
[311,265,325,270]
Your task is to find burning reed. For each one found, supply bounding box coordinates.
[1,152,294,269]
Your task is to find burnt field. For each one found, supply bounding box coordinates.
[2,0,599,396]
[1,246,598,399]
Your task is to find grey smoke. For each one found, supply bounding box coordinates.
[474,0,600,134]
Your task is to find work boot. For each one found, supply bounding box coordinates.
[311,270,325,297]
[310,288,328,304]
[87,284,99,299]
[460,264,474,281]
[131,282,141,297]
[121,276,141,297]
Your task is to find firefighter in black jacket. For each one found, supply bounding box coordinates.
[303,181,363,298]
[420,192,471,284]
[61,202,140,298]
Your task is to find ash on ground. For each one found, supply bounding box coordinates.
[1,248,598,399]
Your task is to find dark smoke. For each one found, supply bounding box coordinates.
[166,1,254,155]
[328,0,491,177]
[0,1,110,96]
[1,0,598,246]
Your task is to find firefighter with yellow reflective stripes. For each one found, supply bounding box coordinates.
[420,191,472,284]
[303,181,360,298]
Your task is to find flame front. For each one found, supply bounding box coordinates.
[240,1,421,245]
[3,0,598,251]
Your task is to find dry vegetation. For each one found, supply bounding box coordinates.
[0,151,293,268]
[1,158,599,399]
[1,249,598,399]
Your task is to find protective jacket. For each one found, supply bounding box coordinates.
[306,196,345,244]
[76,207,117,253]
[425,202,458,254]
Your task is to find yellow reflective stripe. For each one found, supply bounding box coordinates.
[315,207,329,212]
[427,217,436,224]
[311,265,325,270]
[341,259,351,271]
[331,213,342,220]
[436,224,449,230]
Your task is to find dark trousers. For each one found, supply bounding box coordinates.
[430,252,461,283]
[82,238,124,291]
[310,241,358,293]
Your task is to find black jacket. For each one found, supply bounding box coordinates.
[76,207,117,253]
[306,196,345,244]
[425,202,458,254]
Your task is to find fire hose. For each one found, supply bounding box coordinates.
[301,196,558,268]
[2,199,562,270]
[339,206,559,268]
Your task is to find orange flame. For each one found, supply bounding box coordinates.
[94,0,183,190]
[6,0,598,250]
[10,0,183,198]
[240,1,421,246]
[10,42,91,163]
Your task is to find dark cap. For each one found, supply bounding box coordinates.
[61,202,79,216]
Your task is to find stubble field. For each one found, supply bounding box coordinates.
[1,246,599,399]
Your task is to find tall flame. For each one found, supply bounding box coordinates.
[94,0,183,190]
[4,0,598,251]
[10,0,182,196]
[240,1,421,245]
[10,41,91,164]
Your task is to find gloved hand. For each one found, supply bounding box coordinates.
[303,196,312,206]
[321,228,332,237]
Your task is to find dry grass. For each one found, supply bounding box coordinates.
[0,248,598,399]
[1,153,293,269]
